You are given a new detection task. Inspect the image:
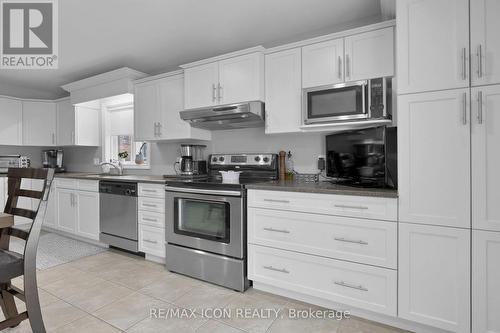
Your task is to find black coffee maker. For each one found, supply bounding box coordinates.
[177,145,207,175]
[42,149,65,173]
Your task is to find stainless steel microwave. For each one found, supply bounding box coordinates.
[302,77,392,125]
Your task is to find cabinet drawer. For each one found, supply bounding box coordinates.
[248,190,397,221]
[248,244,397,316]
[77,180,98,192]
[138,197,164,213]
[56,178,78,189]
[138,210,165,228]
[139,225,165,258]
[138,183,165,198]
[248,208,397,268]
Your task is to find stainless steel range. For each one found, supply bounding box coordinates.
[164,153,278,291]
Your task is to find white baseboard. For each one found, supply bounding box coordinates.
[252,282,449,333]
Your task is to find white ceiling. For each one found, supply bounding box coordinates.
[0,0,387,99]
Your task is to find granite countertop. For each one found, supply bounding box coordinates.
[245,180,398,198]
[55,172,168,184]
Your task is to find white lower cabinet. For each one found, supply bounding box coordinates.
[248,207,397,269]
[248,244,397,316]
[398,223,470,333]
[473,230,500,333]
[54,179,100,241]
[138,183,165,260]
[0,177,7,211]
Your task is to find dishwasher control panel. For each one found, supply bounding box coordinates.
[99,181,137,196]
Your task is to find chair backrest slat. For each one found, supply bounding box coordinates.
[9,207,36,220]
[16,189,44,200]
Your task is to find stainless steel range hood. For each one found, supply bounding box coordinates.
[180,101,265,130]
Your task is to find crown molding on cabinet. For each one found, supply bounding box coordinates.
[180,46,265,69]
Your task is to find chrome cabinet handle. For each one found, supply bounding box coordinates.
[338,56,342,79]
[477,44,483,78]
[345,54,350,78]
[142,217,158,222]
[263,199,290,204]
[143,239,158,244]
[462,92,468,125]
[153,122,157,136]
[461,47,467,80]
[142,189,157,193]
[263,227,290,234]
[263,265,289,274]
[142,203,157,207]
[212,84,217,102]
[334,237,368,245]
[52,133,55,144]
[477,91,483,124]
[334,281,368,292]
[334,204,368,210]
[217,83,223,102]
[157,122,162,137]
[71,131,75,144]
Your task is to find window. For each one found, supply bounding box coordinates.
[103,95,150,169]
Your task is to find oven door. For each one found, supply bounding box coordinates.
[303,80,367,124]
[165,189,244,259]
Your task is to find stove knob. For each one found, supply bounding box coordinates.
[263,156,270,163]
[254,156,261,162]
[219,156,225,162]
[212,157,218,162]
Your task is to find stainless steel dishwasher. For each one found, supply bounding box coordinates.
[99,181,138,252]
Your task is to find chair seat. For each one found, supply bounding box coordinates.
[0,249,23,283]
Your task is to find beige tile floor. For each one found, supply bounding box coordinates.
[1,249,411,333]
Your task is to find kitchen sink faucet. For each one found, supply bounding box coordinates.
[99,161,124,175]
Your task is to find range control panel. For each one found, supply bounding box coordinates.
[209,154,276,166]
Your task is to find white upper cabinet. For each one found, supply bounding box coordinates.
[56,98,75,146]
[57,99,100,146]
[398,89,471,228]
[134,74,211,141]
[265,48,302,134]
[182,50,265,109]
[218,53,264,104]
[302,38,344,88]
[344,27,394,82]
[472,85,500,231]
[397,0,469,94]
[473,230,500,333]
[134,80,161,141]
[471,0,500,86]
[22,101,57,146]
[0,97,22,145]
[184,62,219,109]
[399,223,470,333]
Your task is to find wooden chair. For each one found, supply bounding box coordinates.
[0,168,55,333]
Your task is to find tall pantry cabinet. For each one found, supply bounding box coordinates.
[397,1,500,332]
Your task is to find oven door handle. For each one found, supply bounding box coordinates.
[165,186,241,197]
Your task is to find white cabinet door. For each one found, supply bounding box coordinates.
[473,230,500,333]
[302,38,344,88]
[22,101,57,146]
[75,106,100,146]
[472,85,500,231]
[344,27,394,81]
[56,98,75,146]
[0,97,22,145]
[0,177,6,212]
[43,185,57,228]
[398,89,471,228]
[76,191,99,240]
[56,189,76,233]
[134,81,160,141]
[471,0,500,86]
[218,53,264,104]
[265,48,302,134]
[159,74,210,140]
[399,223,470,333]
[397,0,469,94]
[184,62,219,109]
